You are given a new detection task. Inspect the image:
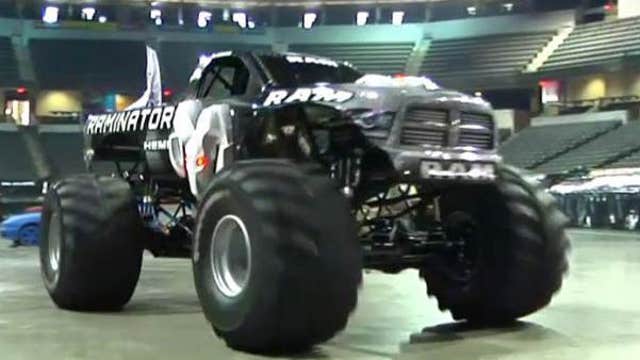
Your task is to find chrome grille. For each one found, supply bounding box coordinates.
[401,108,448,146]
[458,113,494,149]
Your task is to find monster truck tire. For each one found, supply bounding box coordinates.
[40,175,144,311]
[193,160,362,353]
[420,164,570,323]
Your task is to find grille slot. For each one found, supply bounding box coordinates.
[459,113,494,149]
[401,108,448,146]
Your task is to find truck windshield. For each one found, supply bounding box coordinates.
[260,54,363,87]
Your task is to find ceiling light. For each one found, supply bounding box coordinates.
[98,15,107,23]
[467,6,477,16]
[198,10,212,28]
[356,11,369,26]
[150,9,162,26]
[248,20,255,29]
[303,12,317,29]
[391,11,404,25]
[222,9,230,22]
[232,12,247,28]
[42,6,59,24]
[178,8,184,26]
[81,7,96,21]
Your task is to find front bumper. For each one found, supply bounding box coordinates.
[384,147,501,183]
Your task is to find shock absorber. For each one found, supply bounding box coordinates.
[139,194,155,220]
[138,180,162,232]
[331,156,362,198]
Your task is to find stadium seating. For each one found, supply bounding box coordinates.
[39,128,117,177]
[535,121,640,174]
[0,126,39,181]
[159,42,270,91]
[39,130,86,176]
[30,39,147,91]
[420,32,554,82]
[499,121,620,169]
[288,42,415,74]
[0,124,116,181]
[0,126,46,212]
[546,96,640,116]
[540,16,640,72]
[0,37,20,87]
[603,149,640,169]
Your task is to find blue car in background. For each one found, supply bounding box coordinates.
[0,209,41,246]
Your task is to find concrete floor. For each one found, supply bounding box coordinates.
[1,229,639,360]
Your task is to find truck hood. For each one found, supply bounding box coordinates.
[341,84,492,113]
[261,75,493,115]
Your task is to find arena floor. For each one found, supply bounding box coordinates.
[1,229,639,360]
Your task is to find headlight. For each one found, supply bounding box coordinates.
[351,110,395,139]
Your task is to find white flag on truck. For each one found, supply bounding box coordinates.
[126,46,162,110]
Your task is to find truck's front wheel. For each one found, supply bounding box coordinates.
[420,164,570,323]
[193,160,361,353]
[40,175,144,311]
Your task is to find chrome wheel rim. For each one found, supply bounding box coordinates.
[48,212,61,273]
[210,215,251,298]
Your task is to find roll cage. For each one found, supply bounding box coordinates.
[190,51,362,103]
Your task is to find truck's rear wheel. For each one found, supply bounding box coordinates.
[40,175,144,311]
[420,164,570,323]
[193,160,361,353]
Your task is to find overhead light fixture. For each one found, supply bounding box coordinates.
[178,7,184,26]
[150,9,162,26]
[42,6,59,24]
[356,11,369,26]
[81,7,96,21]
[303,12,317,29]
[503,3,514,12]
[248,20,256,29]
[232,12,247,28]
[198,10,212,28]
[222,9,230,22]
[98,15,107,23]
[391,11,404,25]
[474,91,483,97]
[467,6,477,16]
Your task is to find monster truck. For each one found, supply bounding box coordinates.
[39,48,569,353]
